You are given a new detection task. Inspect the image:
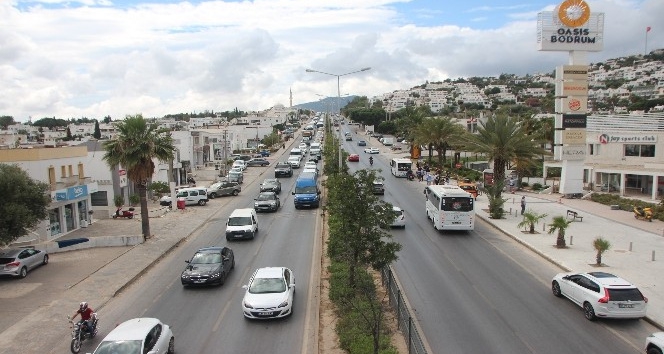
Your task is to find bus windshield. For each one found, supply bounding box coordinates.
[440,197,473,212]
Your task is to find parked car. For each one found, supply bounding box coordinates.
[259,149,271,157]
[254,192,281,212]
[246,158,270,167]
[207,181,241,198]
[357,140,367,146]
[551,271,648,321]
[364,147,380,154]
[0,247,48,278]
[274,162,293,177]
[348,154,360,162]
[227,170,244,184]
[242,267,295,319]
[260,178,282,194]
[391,206,406,228]
[181,247,235,287]
[160,187,208,207]
[91,318,174,354]
[232,160,247,171]
[646,332,664,354]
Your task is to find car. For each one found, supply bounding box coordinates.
[246,158,270,167]
[274,162,293,177]
[391,206,406,228]
[309,154,321,163]
[345,135,352,141]
[91,317,174,354]
[372,180,385,195]
[287,155,302,169]
[254,192,281,212]
[260,178,282,194]
[357,140,367,146]
[304,161,318,170]
[298,143,308,152]
[227,170,244,184]
[181,247,235,287]
[646,332,664,354]
[159,187,208,207]
[259,149,271,157]
[232,160,247,171]
[242,267,295,319]
[348,154,360,162]
[551,271,648,321]
[364,147,380,154]
[207,181,241,198]
[0,247,48,278]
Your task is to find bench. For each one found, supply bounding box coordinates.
[567,209,583,222]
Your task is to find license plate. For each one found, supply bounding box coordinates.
[452,221,461,224]
[259,312,274,316]
[234,234,244,238]
[194,280,205,283]
[618,303,634,308]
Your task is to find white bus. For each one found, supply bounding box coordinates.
[390,158,412,178]
[424,185,475,231]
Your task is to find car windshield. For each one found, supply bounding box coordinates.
[249,277,287,294]
[228,216,252,226]
[190,252,221,264]
[256,194,275,201]
[276,163,289,168]
[209,183,221,189]
[608,288,644,301]
[93,340,142,354]
[295,185,317,194]
[440,197,474,212]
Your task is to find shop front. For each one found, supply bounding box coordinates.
[47,183,98,241]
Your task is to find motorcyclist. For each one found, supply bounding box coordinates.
[406,169,415,181]
[72,302,95,334]
[369,156,374,166]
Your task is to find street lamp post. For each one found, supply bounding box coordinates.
[306,67,371,169]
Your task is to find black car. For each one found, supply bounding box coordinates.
[254,192,281,212]
[246,158,270,167]
[372,180,385,195]
[274,162,293,177]
[181,247,234,287]
[260,178,282,194]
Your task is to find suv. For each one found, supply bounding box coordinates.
[372,180,385,195]
[160,187,208,206]
[551,271,648,321]
[274,162,293,177]
[207,181,241,198]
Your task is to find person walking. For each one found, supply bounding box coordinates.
[521,196,526,215]
[425,172,432,186]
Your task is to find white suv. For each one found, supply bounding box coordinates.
[551,271,648,321]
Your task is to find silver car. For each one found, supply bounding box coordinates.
[0,248,49,278]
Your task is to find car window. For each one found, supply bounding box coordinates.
[191,252,221,264]
[578,277,600,292]
[143,324,162,353]
[228,216,252,226]
[257,194,274,201]
[18,250,29,259]
[249,277,287,294]
[94,340,142,354]
[608,288,645,301]
[284,269,290,285]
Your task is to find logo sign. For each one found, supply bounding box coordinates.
[563,129,587,145]
[598,134,657,144]
[537,0,604,52]
[556,65,589,81]
[561,146,586,160]
[561,97,588,113]
[562,114,587,128]
[67,185,88,200]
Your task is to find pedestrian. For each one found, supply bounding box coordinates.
[282,143,286,149]
[416,169,423,182]
[521,196,526,215]
[425,172,432,186]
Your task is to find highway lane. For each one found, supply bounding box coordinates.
[342,134,656,354]
[48,160,321,354]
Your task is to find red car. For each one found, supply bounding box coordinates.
[348,154,360,162]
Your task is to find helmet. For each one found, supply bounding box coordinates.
[79,302,88,311]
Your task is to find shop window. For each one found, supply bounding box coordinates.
[624,144,640,156]
[624,144,656,157]
[641,145,656,157]
[90,191,109,206]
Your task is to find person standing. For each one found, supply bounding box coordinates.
[521,196,526,215]
[425,172,432,186]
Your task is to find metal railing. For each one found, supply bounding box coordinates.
[381,266,428,354]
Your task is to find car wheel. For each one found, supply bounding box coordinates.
[198,200,207,206]
[647,347,663,354]
[42,254,49,265]
[167,337,175,354]
[231,257,235,269]
[226,236,231,242]
[219,272,226,286]
[112,215,117,219]
[232,190,239,196]
[551,281,562,297]
[209,193,216,199]
[583,302,597,321]
[19,266,27,278]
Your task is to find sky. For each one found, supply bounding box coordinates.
[1,0,662,122]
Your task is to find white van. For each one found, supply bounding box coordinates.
[225,208,258,241]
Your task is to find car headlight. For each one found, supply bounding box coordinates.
[181,274,189,279]
[210,272,221,278]
[243,300,254,309]
[254,202,259,207]
[278,300,289,308]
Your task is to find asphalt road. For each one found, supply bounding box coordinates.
[342,132,657,354]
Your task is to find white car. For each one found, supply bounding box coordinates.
[364,147,380,154]
[287,155,302,168]
[298,143,308,152]
[242,267,295,319]
[391,206,406,228]
[646,332,664,354]
[92,317,174,354]
[304,161,318,170]
[232,160,247,171]
[551,271,648,321]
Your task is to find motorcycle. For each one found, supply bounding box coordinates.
[369,157,374,166]
[406,170,415,181]
[633,206,653,222]
[113,207,135,219]
[68,314,99,353]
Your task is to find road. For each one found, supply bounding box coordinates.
[342,129,657,354]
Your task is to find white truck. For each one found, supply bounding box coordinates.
[382,137,394,146]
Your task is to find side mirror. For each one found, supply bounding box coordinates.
[185,260,190,263]
[292,192,295,195]
[317,191,321,195]
[242,285,248,290]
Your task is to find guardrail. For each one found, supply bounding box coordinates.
[381,266,428,354]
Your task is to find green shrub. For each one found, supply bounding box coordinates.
[113,195,125,208]
[532,183,543,191]
[149,181,170,194]
[129,193,140,206]
[521,181,529,187]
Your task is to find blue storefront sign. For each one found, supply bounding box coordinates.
[52,185,89,202]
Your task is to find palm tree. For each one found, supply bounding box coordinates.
[463,114,547,214]
[547,216,572,248]
[517,210,548,233]
[412,117,466,165]
[103,115,175,240]
[593,237,611,265]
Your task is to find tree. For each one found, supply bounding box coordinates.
[517,210,548,233]
[93,120,101,139]
[65,127,73,141]
[547,216,572,248]
[0,116,16,129]
[463,115,547,215]
[593,237,611,265]
[0,164,50,246]
[413,117,466,165]
[103,115,175,240]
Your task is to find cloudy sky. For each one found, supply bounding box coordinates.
[2,0,662,122]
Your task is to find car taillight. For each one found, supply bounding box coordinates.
[598,288,610,303]
[6,261,20,268]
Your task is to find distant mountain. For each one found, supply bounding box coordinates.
[295,96,357,113]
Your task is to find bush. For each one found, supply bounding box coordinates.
[521,181,529,187]
[532,183,543,191]
[129,193,140,206]
[149,181,170,194]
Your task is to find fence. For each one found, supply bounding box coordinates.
[381,266,429,354]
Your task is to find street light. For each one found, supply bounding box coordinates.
[306,67,371,169]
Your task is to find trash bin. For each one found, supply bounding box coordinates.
[177,198,186,210]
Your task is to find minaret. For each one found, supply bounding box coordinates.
[289,87,293,108]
